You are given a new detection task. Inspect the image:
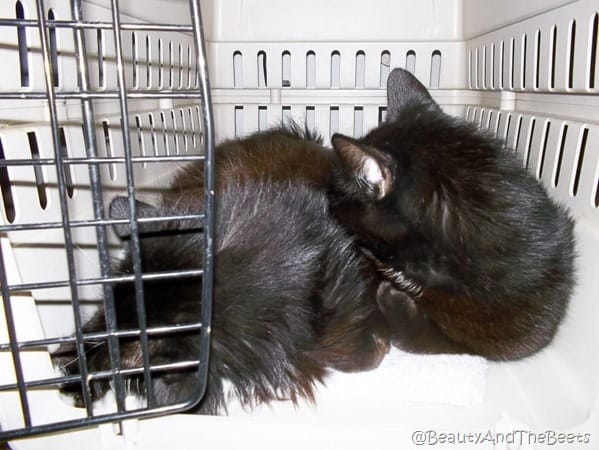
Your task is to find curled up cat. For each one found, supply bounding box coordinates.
[328,68,576,361]
[52,128,389,414]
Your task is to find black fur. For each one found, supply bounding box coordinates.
[53,129,388,414]
[328,68,576,360]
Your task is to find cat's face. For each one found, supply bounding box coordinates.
[329,68,497,261]
[329,69,447,256]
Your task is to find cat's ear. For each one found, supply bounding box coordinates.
[386,68,440,121]
[109,196,160,240]
[331,134,393,200]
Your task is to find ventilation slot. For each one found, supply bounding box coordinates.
[185,46,192,88]
[513,115,524,151]
[188,108,196,150]
[16,1,29,87]
[494,111,502,137]
[482,45,488,88]
[168,41,174,88]
[572,128,588,196]
[430,50,441,88]
[233,51,243,87]
[194,106,203,145]
[525,118,536,169]
[487,110,495,133]
[590,14,598,89]
[27,132,47,209]
[147,113,157,156]
[171,110,179,155]
[305,106,315,131]
[538,121,551,179]
[97,30,105,87]
[306,51,315,88]
[282,51,291,87]
[553,124,568,187]
[258,106,267,131]
[0,138,16,223]
[503,113,512,144]
[234,106,243,137]
[534,30,541,89]
[158,38,163,88]
[131,32,138,88]
[102,121,116,181]
[330,51,340,88]
[510,37,515,89]
[406,50,416,73]
[160,111,169,155]
[480,109,487,127]
[474,48,479,88]
[378,106,387,124]
[490,44,496,88]
[179,110,188,153]
[499,40,505,88]
[145,35,151,88]
[521,34,527,89]
[282,106,291,123]
[59,128,74,197]
[380,50,390,87]
[177,43,184,88]
[468,50,474,88]
[257,51,267,87]
[568,21,576,89]
[48,9,59,87]
[355,51,365,88]
[135,116,146,166]
[329,106,339,135]
[353,106,364,137]
[550,26,557,89]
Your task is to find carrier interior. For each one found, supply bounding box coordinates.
[1,0,598,448]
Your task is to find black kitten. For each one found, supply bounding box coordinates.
[53,129,388,414]
[328,68,576,360]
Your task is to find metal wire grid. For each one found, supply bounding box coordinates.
[0,0,214,440]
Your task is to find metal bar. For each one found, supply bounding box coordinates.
[0,90,203,99]
[71,0,119,415]
[0,390,201,442]
[0,0,214,438]
[0,18,193,32]
[35,0,97,416]
[7,268,203,293]
[0,322,203,353]
[190,0,215,410]
[0,359,201,393]
[0,154,205,167]
[0,213,204,233]
[110,0,154,408]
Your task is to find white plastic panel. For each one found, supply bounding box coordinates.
[467,0,599,92]
[199,0,461,42]
[466,105,599,225]
[1,0,599,448]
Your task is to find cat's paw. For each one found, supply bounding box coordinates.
[376,280,420,320]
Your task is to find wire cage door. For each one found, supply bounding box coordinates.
[0,0,214,441]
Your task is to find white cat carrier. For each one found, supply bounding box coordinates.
[1,0,598,449]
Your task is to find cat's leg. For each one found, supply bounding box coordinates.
[306,309,390,373]
[376,281,471,355]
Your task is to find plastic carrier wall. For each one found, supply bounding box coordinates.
[1,0,598,449]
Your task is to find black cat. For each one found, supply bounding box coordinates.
[53,129,388,414]
[328,68,576,360]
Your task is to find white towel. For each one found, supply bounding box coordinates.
[226,347,488,420]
